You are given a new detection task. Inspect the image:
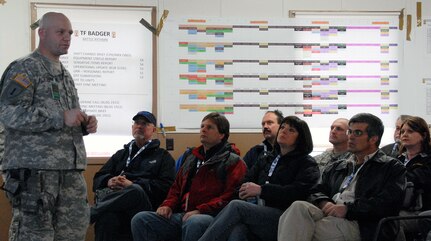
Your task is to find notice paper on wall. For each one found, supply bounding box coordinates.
[425,78,431,115]
[33,4,154,157]
[426,19,431,54]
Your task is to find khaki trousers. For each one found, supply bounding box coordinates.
[278,201,360,241]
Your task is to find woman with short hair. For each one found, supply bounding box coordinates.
[398,116,431,240]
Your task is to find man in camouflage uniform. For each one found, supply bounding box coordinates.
[314,118,351,173]
[0,12,98,241]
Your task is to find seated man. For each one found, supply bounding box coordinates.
[314,118,351,173]
[91,111,175,241]
[131,112,247,241]
[278,113,406,241]
[243,110,283,169]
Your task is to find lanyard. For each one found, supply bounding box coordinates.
[196,159,204,171]
[268,155,281,177]
[391,142,399,156]
[339,162,365,193]
[125,140,152,168]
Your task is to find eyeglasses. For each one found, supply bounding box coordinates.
[346,129,366,137]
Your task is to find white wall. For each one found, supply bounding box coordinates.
[1,0,430,147]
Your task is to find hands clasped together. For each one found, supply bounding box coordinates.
[64,108,98,133]
[107,175,133,190]
[320,201,347,218]
[238,182,262,200]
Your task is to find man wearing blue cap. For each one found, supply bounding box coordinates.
[91,111,175,241]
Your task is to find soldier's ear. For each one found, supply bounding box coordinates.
[38,28,47,39]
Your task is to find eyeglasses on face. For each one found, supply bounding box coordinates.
[346,129,366,137]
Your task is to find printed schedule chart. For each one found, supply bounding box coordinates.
[160,16,401,129]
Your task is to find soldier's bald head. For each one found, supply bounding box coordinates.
[39,12,70,30]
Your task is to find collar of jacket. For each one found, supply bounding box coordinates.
[334,150,393,171]
[181,142,234,174]
[124,139,160,150]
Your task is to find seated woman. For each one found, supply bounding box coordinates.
[397,116,431,240]
[198,116,320,241]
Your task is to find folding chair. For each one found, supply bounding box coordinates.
[373,214,431,241]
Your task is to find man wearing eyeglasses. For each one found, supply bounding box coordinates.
[91,111,175,241]
[278,113,406,241]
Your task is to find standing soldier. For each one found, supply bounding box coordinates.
[0,12,98,241]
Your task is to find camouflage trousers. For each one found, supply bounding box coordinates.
[5,170,89,241]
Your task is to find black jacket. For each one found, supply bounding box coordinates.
[399,152,431,211]
[243,139,274,169]
[309,150,406,241]
[380,142,400,158]
[245,150,320,211]
[93,139,175,209]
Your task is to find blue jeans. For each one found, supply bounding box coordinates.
[198,200,283,241]
[131,211,213,241]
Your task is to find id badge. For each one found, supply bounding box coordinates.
[332,192,341,202]
[51,82,60,100]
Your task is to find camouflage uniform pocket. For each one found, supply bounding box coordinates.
[20,192,40,213]
[40,191,56,213]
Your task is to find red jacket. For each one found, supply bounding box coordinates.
[161,142,247,215]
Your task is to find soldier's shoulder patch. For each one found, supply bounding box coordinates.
[2,81,26,100]
[12,73,32,88]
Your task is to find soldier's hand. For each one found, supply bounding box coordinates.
[64,109,86,127]
[85,115,98,134]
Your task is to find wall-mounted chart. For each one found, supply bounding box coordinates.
[160,16,401,129]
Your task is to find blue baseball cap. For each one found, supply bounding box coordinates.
[133,111,157,126]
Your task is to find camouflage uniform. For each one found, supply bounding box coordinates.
[0,122,4,181]
[314,149,352,173]
[1,62,6,180]
[0,50,89,241]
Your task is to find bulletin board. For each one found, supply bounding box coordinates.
[31,3,156,157]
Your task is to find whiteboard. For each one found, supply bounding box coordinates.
[32,3,155,157]
[158,15,402,145]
